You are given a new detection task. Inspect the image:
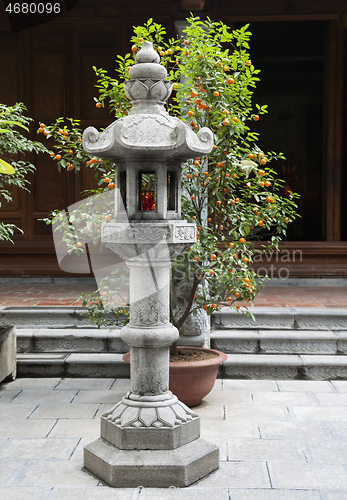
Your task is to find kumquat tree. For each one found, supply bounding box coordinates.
[40,17,299,328]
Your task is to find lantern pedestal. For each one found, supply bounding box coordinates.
[84,436,218,488]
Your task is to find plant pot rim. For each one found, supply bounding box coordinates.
[122,346,227,368]
[169,346,227,368]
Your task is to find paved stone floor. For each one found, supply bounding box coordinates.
[1,377,347,499]
[0,283,347,308]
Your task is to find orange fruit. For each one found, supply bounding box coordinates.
[68,150,73,154]
[104,177,110,184]
[190,195,195,200]
[188,110,194,117]
[261,158,267,165]
[68,165,74,171]
[265,181,270,187]
[239,237,246,243]
[50,152,55,157]
[167,49,172,55]
[203,171,209,176]
[259,181,264,187]
[236,305,241,309]
[223,66,228,72]
[244,278,250,283]
[104,215,110,221]
[235,198,240,202]
[258,220,264,226]
[258,170,265,176]
[248,153,254,159]
[254,115,259,121]
[108,183,115,189]
[212,303,217,309]
[186,174,191,179]
[43,131,48,135]
[76,242,82,248]
[232,116,238,123]
[131,45,137,52]
[209,269,214,275]
[212,145,217,149]
[243,258,249,263]
[193,256,199,261]
[229,242,234,247]
[232,173,237,179]
[229,199,235,205]
[216,200,221,206]
[55,155,61,160]
[227,296,232,301]
[246,61,252,66]
[184,40,189,45]
[208,217,212,222]
[213,91,219,97]
[211,254,216,259]
[235,292,240,298]
[223,119,228,126]
[217,162,223,168]
[194,160,199,166]
[266,196,274,203]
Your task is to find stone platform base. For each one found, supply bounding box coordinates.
[84,437,219,487]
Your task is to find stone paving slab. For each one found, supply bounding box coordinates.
[15,460,99,486]
[222,379,279,391]
[192,461,271,488]
[0,403,38,419]
[0,419,56,438]
[252,391,313,406]
[71,389,126,404]
[0,459,27,485]
[268,462,347,489]
[55,378,115,390]
[277,380,336,392]
[0,378,62,391]
[30,403,99,419]
[229,488,321,499]
[48,418,100,438]
[0,487,52,500]
[0,437,79,460]
[259,421,333,440]
[47,488,135,500]
[228,438,304,462]
[11,389,77,404]
[291,405,347,422]
[200,419,259,439]
[225,403,289,421]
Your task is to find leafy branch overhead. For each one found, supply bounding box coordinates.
[0,103,49,242]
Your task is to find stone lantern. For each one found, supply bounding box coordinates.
[82,41,219,487]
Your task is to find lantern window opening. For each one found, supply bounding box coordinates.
[139,171,156,211]
[167,171,177,212]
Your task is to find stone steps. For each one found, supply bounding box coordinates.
[221,354,347,380]
[6,306,347,379]
[211,307,347,331]
[3,306,347,330]
[210,329,347,355]
[16,353,129,378]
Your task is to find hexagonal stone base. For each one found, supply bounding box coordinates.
[84,437,219,487]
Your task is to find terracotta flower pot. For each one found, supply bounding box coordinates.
[122,346,227,407]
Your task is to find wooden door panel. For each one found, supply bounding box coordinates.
[32,55,66,118]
